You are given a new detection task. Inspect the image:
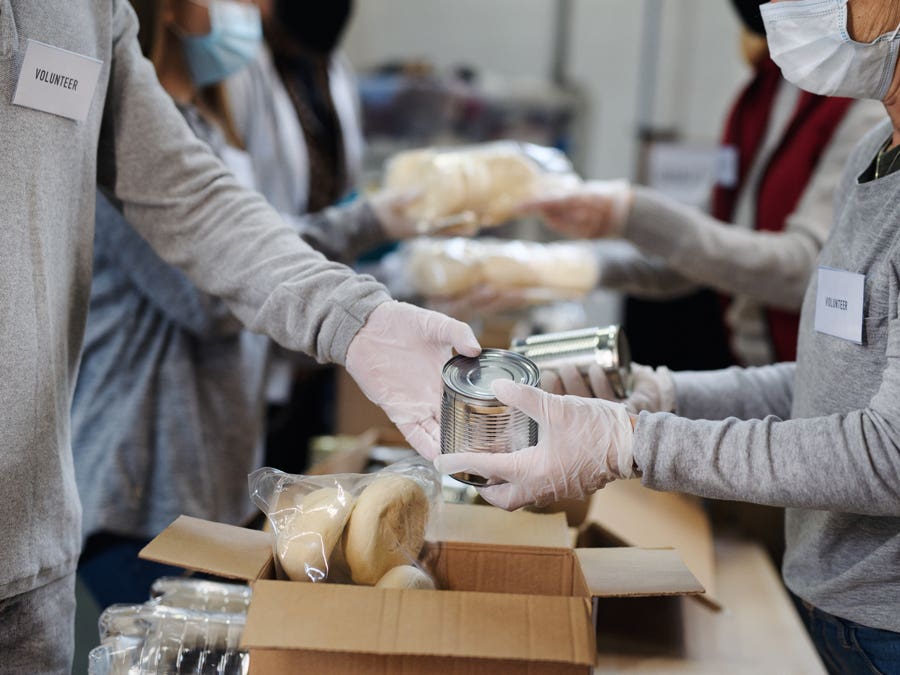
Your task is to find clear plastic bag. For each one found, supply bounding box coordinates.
[248,457,441,587]
[149,578,252,615]
[93,604,248,675]
[384,141,580,233]
[404,236,599,301]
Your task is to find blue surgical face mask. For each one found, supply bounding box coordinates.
[178,0,262,88]
[760,0,900,100]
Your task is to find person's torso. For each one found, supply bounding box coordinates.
[786,118,900,630]
[0,0,117,597]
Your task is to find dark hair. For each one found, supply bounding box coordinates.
[729,0,766,36]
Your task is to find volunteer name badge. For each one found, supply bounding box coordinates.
[12,40,102,123]
[815,266,865,344]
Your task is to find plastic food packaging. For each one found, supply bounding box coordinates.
[404,236,599,301]
[149,577,252,615]
[248,457,441,588]
[384,141,580,233]
[92,604,248,675]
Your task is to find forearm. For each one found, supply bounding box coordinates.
[624,187,816,310]
[594,242,700,299]
[633,409,900,516]
[101,0,390,364]
[672,363,796,421]
[288,199,387,264]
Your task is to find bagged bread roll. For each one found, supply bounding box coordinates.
[406,237,599,299]
[385,144,541,231]
[342,474,429,585]
[275,486,354,582]
[375,565,436,591]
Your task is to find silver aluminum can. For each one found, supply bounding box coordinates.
[510,325,632,399]
[440,349,540,486]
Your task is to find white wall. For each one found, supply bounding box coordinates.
[343,0,751,181]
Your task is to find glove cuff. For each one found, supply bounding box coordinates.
[656,366,677,413]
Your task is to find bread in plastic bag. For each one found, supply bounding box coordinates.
[384,141,580,233]
[405,236,599,301]
[248,457,441,586]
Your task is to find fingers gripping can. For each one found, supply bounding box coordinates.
[510,325,633,399]
[440,349,540,486]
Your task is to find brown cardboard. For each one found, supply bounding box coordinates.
[437,503,570,548]
[140,515,274,582]
[579,480,721,610]
[141,507,707,674]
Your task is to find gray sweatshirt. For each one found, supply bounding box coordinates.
[0,0,389,599]
[633,118,900,631]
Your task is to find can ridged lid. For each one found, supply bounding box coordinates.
[442,348,540,401]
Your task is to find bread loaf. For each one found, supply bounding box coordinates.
[375,565,436,590]
[342,475,429,585]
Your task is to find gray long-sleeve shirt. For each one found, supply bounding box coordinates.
[0,0,390,599]
[633,118,900,631]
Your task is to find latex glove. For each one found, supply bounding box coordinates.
[370,188,480,239]
[520,179,633,239]
[434,380,635,510]
[345,301,481,460]
[542,362,676,414]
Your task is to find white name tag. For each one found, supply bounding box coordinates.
[815,266,864,344]
[12,40,103,122]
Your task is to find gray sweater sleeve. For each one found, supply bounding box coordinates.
[671,363,796,421]
[95,0,389,365]
[594,242,700,299]
[634,347,900,517]
[287,199,388,265]
[618,100,885,310]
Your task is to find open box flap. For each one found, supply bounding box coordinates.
[574,547,705,598]
[241,580,595,666]
[582,481,722,610]
[139,515,274,582]
[437,503,570,548]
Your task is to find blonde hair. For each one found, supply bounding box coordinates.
[129,0,244,148]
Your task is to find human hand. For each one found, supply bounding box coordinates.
[370,188,480,239]
[519,179,633,239]
[434,380,635,510]
[426,284,535,321]
[345,301,481,460]
[542,362,675,414]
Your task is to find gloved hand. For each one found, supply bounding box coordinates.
[519,179,633,239]
[345,301,481,460]
[434,380,635,510]
[370,188,480,239]
[542,362,676,414]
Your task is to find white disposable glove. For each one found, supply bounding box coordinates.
[434,380,635,510]
[520,179,633,239]
[370,188,480,239]
[345,301,481,460]
[542,362,676,414]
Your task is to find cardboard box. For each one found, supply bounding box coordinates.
[141,505,706,674]
[577,480,721,610]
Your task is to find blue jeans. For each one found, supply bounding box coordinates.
[793,595,900,674]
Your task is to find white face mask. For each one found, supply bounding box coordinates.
[760,0,900,100]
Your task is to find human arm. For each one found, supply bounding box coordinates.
[98,2,480,458]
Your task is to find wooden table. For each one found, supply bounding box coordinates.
[593,538,825,674]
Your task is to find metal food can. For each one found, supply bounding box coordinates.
[440,349,540,486]
[510,325,632,399]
